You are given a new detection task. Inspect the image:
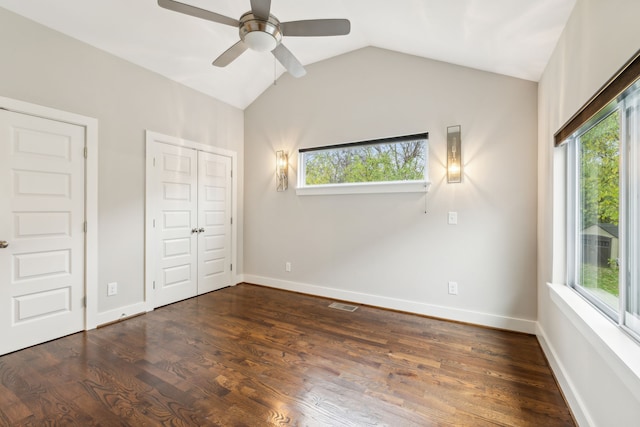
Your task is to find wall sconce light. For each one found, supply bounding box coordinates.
[276,150,288,191]
[447,125,462,183]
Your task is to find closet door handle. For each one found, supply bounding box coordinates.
[0,240,8,248]
[198,228,205,233]
[191,228,198,234]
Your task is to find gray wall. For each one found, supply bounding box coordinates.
[537,0,640,424]
[244,47,538,330]
[0,8,244,314]
[8,1,640,423]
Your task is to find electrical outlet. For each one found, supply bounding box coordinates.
[448,211,458,225]
[448,281,458,295]
[285,262,291,272]
[107,282,118,296]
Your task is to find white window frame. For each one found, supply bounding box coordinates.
[624,84,640,336]
[565,81,640,342]
[296,133,430,196]
[566,104,621,321]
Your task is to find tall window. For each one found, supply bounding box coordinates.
[566,78,640,339]
[570,109,621,317]
[297,133,429,195]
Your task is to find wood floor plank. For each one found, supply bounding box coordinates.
[0,284,575,426]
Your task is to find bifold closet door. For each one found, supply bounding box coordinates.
[153,142,198,307]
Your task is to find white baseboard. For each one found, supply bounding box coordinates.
[243,275,537,334]
[94,276,248,329]
[94,301,149,328]
[537,322,592,427]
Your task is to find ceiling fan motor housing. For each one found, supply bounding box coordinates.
[239,12,282,52]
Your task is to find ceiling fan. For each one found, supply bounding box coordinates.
[158,0,351,77]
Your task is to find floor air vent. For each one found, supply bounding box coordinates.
[328,302,359,312]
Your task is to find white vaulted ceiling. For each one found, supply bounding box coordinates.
[0,0,576,109]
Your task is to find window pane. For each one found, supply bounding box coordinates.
[577,110,620,312]
[302,139,426,186]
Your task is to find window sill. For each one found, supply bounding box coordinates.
[547,282,640,401]
[295,180,431,196]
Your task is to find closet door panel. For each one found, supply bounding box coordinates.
[197,151,232,294]
[153,143,198,307]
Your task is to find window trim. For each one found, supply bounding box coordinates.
[296,180,431,196]
[296,132,430,196]
[546,282,640,404]
[561,54,640,342]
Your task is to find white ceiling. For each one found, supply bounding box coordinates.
[0,0,576,110]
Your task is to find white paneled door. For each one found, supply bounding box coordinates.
[197,151,232,294]
[0,110,86,356]
[150,142,232,308]
[152,142,198,307]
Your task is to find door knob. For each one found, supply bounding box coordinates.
[191,228,198,234]
[198,228,205,233]
[0,241,8,248]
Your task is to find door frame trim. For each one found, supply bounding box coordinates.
[0,96,99,330]
[144,130,239,311]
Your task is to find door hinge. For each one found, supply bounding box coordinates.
[230,169,233,178]
[153,280,156,290]
[230,264,233,272]
[83,221,87,233]
[153,157,156,167]
[152,219,156,228]
[230,217,233,225]
[82,296,87,307]
[84,147,88,158]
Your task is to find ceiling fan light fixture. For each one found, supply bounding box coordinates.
[239,12,282,52]
[159,1,349,78]
[244,31,277,52]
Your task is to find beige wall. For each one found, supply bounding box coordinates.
[0,8,244,315]
[244,47,539,331]
[537,0,640,425]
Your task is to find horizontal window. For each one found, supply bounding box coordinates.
[297,133,429,195]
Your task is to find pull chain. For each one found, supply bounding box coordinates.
[273,56,277,86]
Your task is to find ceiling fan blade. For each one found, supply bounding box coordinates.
[212,41,248,67]
[272,44,306,78]
[281,19,351,37]
[158,0,239,27]
[250,0,271,20]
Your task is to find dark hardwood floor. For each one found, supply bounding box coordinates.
[0,284,574,426]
